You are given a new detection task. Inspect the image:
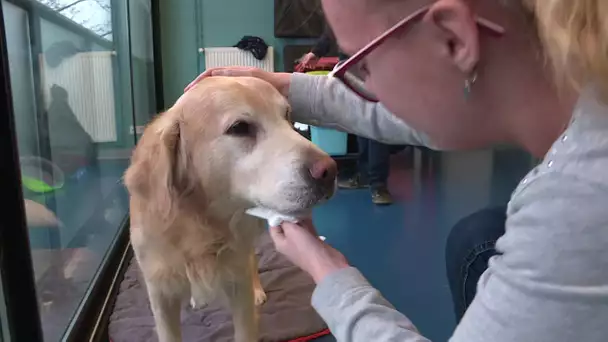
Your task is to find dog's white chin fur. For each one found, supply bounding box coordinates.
[245,207,310,227]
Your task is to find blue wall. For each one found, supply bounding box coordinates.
[160,0,312,105]
[200,0,287,72]
[159,0,198,107]
[201,0,276,48]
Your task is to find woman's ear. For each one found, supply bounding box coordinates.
[426,0,480,74]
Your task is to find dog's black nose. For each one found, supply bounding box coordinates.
[309,156,338,185]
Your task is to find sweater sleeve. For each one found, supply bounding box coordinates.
[312,267,431,342]
[450,174,608,342]
[288,73,436,147]
[311,174,608,342]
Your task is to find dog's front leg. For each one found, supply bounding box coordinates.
[250,252,267,306]
[223,266,258,342]
[147,286,182,342]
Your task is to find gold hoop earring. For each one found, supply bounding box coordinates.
[464,71,478,100]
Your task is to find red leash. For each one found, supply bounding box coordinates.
[287,328,331,342]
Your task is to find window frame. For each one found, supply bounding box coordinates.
[0,0,164,340]
[0,3,44,338]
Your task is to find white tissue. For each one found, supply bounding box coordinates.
[245,207,307,226]
[293,122,309,131]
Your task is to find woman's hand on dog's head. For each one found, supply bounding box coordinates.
[185,67,292,97]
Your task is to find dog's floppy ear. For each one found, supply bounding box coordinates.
[125,111,191,220]
[156,112,186,189]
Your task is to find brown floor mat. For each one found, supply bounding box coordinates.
[109,232,328,342]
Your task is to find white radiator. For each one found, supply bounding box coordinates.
[202,47,274,72]
[41,51,117,143]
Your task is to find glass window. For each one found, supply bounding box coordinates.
[130,0,157,126]
[35,0,113,40]
[2,0,156,340]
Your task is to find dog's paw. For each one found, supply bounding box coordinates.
[190,296,207,309]
[254,288,267,306]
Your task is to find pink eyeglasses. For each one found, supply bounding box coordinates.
[328,5,505,102]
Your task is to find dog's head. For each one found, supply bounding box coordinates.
[125,76,337,221]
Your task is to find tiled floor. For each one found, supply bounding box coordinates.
[311,148,532,341]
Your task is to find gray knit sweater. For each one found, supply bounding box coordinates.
[289,73,608,342]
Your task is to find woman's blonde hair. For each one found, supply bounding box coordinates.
[524,0,608,102]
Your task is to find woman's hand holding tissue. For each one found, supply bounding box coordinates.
[269,219,349,283]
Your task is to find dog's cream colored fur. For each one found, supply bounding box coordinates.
[124,76,336,342]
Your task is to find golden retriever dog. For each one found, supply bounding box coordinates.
[124,76,337,342]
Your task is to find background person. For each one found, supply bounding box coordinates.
[301,22,395,205]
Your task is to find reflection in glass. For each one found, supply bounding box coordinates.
[35,0,113,40]
[3,0,155,339]
[130,0,157,127]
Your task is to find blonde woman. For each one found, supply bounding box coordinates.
[187,0,608,340]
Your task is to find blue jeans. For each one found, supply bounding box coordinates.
[357,136,391,189]
[445,206,506,322]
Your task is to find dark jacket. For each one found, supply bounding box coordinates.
[311,24,348,61]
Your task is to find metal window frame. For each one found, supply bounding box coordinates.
[0,0,164,340]
[5,0,113,49]
[151,0,164,111]
[0,1,44,340]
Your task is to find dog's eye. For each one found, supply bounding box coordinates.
[226,121,253,136]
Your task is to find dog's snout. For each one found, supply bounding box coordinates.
[309,156,338,183]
